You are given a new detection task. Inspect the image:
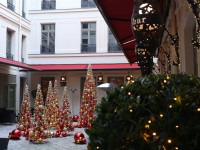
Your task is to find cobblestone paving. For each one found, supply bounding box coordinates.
[0,124,88,150]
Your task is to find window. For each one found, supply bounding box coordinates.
[7,0,15,11]
[81,0,96,8]
[41,24,55,54]
[108,30,122,53]
[0,74,16,109]
[81,22,96,53]
[6,30,13,60]
[41,0,56,10]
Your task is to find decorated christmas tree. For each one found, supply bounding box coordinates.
[28,84,51,143]
[44,80,61,137]
[78,64,97,128]
[58,86,74,134]
[17,85,32,133]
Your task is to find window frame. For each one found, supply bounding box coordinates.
[81,22,96,53]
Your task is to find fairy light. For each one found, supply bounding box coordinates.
[175,125,179,128]
[197,108,200,111]
[152,132,157,136]
[167,139,172,144]
[169,105,173,108]
[160,113,164,118]
[128,92,131,95]
[148,120,152,124]
[129,109,133,112]
[145,124,150,129]
[174,97,177,101]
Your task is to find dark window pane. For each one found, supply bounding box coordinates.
[82,24,88,29]
[82,39,88,44]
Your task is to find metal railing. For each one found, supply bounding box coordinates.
[6,52,14,60]
[81,0,96,8]
[108,43,122,53]
[41,0,56,10]
[40,45,55,54]
[7,1,15,11]
[81,44,96,53]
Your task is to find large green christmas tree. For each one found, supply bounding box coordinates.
[86,74,200,150]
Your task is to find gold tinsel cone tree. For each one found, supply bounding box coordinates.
[28,84,51,143]
[17,85,32,133]
[59,86,74,135]
[78,64,97,128]
[44,80,61,137]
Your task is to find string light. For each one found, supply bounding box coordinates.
[145,124,150,129]
[160,113,164,118]
[152,132,157,136]
[175,147,179,150]
[169,105,173,108]
[167,139,172,144]
[175,125,179,128]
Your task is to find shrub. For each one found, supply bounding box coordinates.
[86,74,200,150]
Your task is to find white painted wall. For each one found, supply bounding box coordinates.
[28,0,81,10]
[27,3,128,64]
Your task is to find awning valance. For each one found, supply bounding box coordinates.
[21,63,140,71]
[0,57,41,71]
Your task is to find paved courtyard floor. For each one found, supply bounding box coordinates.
[0,123,88,150]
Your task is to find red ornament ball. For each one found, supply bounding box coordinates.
[82,137,87,144]
[74,132,85,144]
[9,129,21,140]
[73,115,79,122]
[61,132,67,137]
[55,132,60,138]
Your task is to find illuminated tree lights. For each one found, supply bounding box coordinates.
[86,74,200,150]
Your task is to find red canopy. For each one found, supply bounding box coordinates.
[21,63,140,71]
[0,57,41,71]
[94,0,165,64]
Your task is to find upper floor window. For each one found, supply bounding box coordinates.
[7,0,15,11]
[108,30,122,53]
[41,24,55,54]
[41,0,56,10]
[6,29,14,60]
[81,0,96,8]
[81,22,96,53]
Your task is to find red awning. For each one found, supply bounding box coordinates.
[94,0,165,64]
[21,63,140,71]
[0,57,41,71]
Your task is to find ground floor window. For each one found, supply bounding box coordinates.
[0,73,16,109]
